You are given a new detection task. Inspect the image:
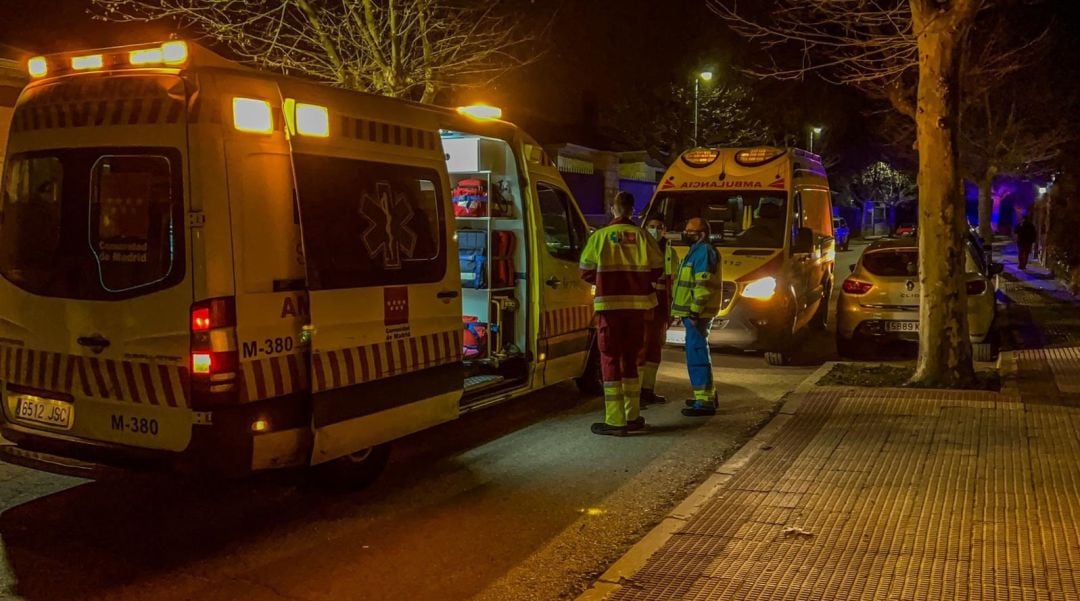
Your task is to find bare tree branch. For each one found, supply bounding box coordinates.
[92,0,545,102]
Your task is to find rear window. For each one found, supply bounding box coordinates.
[0,148,184,300]
[862,250,918,277]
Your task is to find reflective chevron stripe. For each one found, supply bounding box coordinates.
[540,305,594,339]
[309,330,462,394]
[239,353,310,403]
[0,345,189,408]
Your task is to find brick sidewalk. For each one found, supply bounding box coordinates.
[575,241,1080,601]
[584,361,1080,601]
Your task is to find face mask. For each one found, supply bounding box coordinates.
[646,227,662,240]
[683,231,703,244]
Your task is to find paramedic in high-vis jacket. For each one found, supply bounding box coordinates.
[639,217,679,406]
[579,192,665,436]
[671,217,724,417]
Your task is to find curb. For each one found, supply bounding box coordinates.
[998,350,1020,399]
[574,363,833,601]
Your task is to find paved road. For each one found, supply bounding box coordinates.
[0,245,864,601]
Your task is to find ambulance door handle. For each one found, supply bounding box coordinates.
[77,335,111,349]
[546,276,562,288]
[437,290,459,299]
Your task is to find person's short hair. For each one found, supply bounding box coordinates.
[612,191,635,215]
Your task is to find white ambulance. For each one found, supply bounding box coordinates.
[0,41,598,486]
[644,147,835,365]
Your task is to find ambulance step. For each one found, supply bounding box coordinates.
[464,374,506,394]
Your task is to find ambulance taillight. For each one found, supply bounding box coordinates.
[189,297,240,406]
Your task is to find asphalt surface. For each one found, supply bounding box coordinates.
[0,245,864,601]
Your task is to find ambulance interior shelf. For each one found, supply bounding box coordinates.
[443,132,527,371]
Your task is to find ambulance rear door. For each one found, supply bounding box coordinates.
[286,102,463,464]
[0,73,196,452]
[530,174,594,385]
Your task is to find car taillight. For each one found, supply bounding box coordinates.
[842,279,873,295]
[190,297,239,406]
[966,279,987,295]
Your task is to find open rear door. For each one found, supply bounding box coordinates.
[291,143,462,464]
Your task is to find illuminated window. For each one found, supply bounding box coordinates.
[295,103,330,137]
[233,98,273,134]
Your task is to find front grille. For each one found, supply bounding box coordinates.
[722,281,736,309]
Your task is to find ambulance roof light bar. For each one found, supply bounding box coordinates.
[25,40,191,79]
[734,147,784,167]
[71,54,104,71]
[457,104,503,120]
[681,148,721,167]
[27,56,47,78]
[130,41,189,67]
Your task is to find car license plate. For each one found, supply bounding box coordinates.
[12,394,74,430]
[885,321,919,333]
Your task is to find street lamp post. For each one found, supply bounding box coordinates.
[809,126,823,153]
[693,70,714,147]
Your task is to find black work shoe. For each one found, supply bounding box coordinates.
[591,422,627,436]
[640,390,668,406]
[626,416,647,431]
[682,405,717,417]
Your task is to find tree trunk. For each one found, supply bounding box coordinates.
[910,4,975,388]
[977,168,996,245]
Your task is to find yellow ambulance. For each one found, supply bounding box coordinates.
[0,41,597,486]
[643,147,835,365]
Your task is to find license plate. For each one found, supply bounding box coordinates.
[12,395,74,430]
[885,321,919,333]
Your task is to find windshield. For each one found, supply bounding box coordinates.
[0,148,184,300]
[646,191,789,248]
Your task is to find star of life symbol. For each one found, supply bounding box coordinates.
[360,182,418,270]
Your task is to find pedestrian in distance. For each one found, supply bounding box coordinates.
[579,192,665,436]
[670,217,723,417]
[1016,213,1037,271]
[639,217,679,407]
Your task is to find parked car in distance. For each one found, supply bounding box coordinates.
[895,223,916,236]
[836,237,1004,362]
[833,217,850,251]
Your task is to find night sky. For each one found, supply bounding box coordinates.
[1,0,1076,169]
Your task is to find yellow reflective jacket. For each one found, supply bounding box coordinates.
[579,218,663,312]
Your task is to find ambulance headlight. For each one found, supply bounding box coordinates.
[742,277,777,300]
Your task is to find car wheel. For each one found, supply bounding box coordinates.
[836,334,865,359]
[764,351,791,366]
[310,444,391,491]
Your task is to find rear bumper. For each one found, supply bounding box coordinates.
[836,295,995,343]
[0,393,310,479]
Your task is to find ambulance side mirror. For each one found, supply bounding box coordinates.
[792,227,813,254]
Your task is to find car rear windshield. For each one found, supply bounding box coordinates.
[862,250,918,277]
[0,148,184,300]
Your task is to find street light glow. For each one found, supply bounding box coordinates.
[813,126,823,135]
[700,70,714,82]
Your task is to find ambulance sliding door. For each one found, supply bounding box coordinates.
[290,125,463,464]
[532,179,594,385]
